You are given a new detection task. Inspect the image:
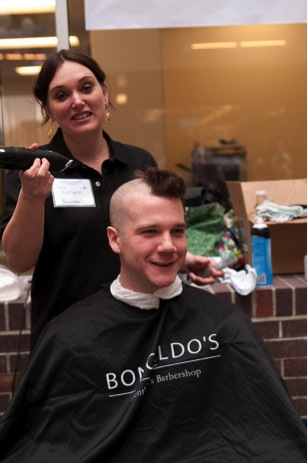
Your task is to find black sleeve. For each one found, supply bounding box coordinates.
[0,170,21,238]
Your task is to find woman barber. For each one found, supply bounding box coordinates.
[0,50,220,350]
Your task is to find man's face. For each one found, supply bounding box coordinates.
[108,194,187,293]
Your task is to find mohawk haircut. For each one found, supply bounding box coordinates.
[134,167,186,199]
[109,168,186,230]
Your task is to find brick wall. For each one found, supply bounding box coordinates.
[0,275,306,419]
[206,273,307,419]
[0,282,31,417]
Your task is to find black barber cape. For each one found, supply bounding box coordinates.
[0,284,306,463]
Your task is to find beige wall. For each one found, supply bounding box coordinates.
[90,23,306,184]
[90,29,167,167]
[1,23,306,185]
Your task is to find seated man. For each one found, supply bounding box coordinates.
[0,168,306,463]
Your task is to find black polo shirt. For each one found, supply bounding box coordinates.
[0,129,157,348]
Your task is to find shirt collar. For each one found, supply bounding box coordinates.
[110,276,183,310]
[47,128,127,170]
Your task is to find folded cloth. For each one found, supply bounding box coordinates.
[256,200,307,222]
[186,259,257,296]
[221,265,257,296]
[0,265,23,301]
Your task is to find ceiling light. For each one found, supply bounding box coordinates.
[0,52,47,60]
[0,0,55,14]
[5,53,23,60]
[23,53,46,60]
[191,39,286,50]
[191,42,237,50]
[115,93,128,105]
[239,40,286,47]
[15,65,42,76]
[0,35,80,49]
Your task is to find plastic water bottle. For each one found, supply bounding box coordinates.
[254,190,268,220]
[251,217,273,286]
[255,190,267,208]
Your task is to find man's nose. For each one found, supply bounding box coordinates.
[157,234,176,252]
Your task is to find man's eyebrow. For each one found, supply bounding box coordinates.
[137,222,186,230]
[136,223,159,230]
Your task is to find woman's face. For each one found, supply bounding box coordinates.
[46,60,108,138]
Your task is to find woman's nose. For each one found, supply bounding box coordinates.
[71,92,84,107]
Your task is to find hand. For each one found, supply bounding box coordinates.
[183,252,224,285]
[19,156,54,201]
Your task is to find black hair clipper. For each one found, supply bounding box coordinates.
[0,147,73,172]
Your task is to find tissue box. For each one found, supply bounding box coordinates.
[227,179,307,274]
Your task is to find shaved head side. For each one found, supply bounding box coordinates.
[110,179,151,230]
[110,167,186,231]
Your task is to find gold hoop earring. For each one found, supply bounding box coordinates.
[105,107,112,123]
[47,125,54,140]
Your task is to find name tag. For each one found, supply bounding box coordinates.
[52,179,96,207]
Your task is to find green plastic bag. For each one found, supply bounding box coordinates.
[185,202,225,257]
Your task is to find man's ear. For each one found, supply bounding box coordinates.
[107,226,121,254]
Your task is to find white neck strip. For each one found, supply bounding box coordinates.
[110,275,183,310]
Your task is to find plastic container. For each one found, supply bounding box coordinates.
[255,190,267,208]
[251,217,273,286]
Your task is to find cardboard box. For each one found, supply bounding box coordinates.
[227,179,307,274]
